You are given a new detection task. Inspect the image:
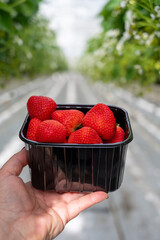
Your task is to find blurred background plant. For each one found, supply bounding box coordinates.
[0,0,68,87]
[79,0,160,92]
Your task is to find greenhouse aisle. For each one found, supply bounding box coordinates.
[0,72,160,240]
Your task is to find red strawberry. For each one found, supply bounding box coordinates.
[51,109,84,136]
[68,127,102,144]
[105,126,125,143]
[36,120,67,143]
[82,103,116,140]
[27,96,57,121]
[26,118,42,141]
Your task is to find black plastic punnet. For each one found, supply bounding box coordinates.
[19,104,133,193]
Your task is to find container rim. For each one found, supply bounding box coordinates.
[19,104,133,148]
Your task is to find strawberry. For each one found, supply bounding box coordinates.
[27,96,57,121]
[105,126,125,143]
[51,109,84,136]
[64,138,68,143]
[68,127,102,144]
[82,103,116,140]
[35,120,67,143]
[26,118,42,141]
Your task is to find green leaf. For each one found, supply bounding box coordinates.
[136,21,155,29]
[0,11,12,32]
[10,0,26,8]
[153,0,160,5]
[99,0,121,17]
[138,0,152,9]
[0,2,14,14]
[137,3,152,12]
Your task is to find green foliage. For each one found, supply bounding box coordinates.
[0,0,41,33]
[99,0,127,38]
[0,0,68,84]
[79,0,160,86]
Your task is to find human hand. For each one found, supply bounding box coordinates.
[0,148,108,240]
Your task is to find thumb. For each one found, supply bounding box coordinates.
[1,148,28,177]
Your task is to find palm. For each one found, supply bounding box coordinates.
[0,149,107,239]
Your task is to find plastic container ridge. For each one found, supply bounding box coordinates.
[19,104,133,193]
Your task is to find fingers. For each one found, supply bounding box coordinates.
[67,191,108,221]
[1,148,28,177]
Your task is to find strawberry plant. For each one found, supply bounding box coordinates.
[79,0,160,88]
[0,0,67,86]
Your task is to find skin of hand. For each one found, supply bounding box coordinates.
[0,148,108,240]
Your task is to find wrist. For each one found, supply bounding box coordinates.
[0,219,9,239]
[9,218,47,240]
[0,218,24,240]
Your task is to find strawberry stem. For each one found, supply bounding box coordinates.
[73,123,83,132]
